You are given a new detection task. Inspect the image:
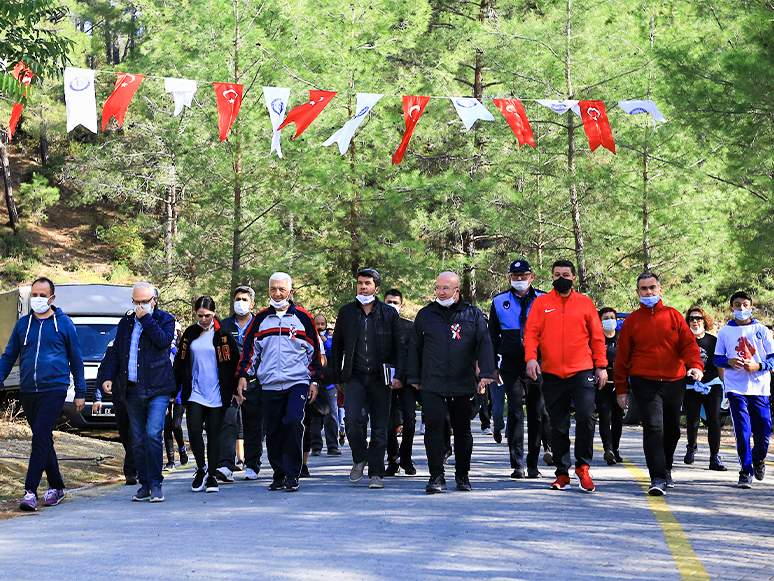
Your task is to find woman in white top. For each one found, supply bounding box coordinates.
[174,296,239,493]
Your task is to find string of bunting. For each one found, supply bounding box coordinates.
[10,66,668,164]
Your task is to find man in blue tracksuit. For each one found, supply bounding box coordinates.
[488,259,551,479]
[0,278,85,512]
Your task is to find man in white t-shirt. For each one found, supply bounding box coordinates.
[714,291,773,489]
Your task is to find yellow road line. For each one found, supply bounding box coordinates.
[595,445,709,580]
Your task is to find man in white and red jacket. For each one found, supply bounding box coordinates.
[614,272,703,496]
[523,260,607,493]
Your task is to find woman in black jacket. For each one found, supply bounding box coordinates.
[596,307,623,465]
[174,296,240,493]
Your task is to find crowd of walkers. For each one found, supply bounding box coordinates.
[0,260,771,510]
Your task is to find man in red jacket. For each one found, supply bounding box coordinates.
[614,272,703,496]
[524,260,607,493]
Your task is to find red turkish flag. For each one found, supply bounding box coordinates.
[493,98,534,148]
[214,82,244,142]
[8,62,33,142]
[102,72,145,131]
[278,90,337,140]
[579,100,615,154]
[392,96,430,165]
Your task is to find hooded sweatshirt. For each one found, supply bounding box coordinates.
[0,306,86,397]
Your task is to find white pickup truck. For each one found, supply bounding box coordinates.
[0,283,134,429]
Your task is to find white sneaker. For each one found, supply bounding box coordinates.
[215,467,235,483]
[244,468,259,480]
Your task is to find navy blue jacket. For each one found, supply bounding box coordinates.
[0,306,86,397]
[408,300,495,397]
[97,306,176,400]
[489,286,545,375]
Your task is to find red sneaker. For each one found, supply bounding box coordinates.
[574,465,595,492]
[550,474,571,490]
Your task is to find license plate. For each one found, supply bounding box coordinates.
[94,406,115,417]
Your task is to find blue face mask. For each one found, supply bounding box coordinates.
[733,309,752,322]
[640,295,660,308]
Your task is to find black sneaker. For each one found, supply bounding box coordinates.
[300,465,311,478]
[493,429,502,444]
[738,471,754,489]
[191,468,206,492]
[399,461,417,476]
[125,475,138,486]
[648,478,666,496]
[709,455,727,471]
[327,448,342,456]
[310,449,322,457]
[613,451,623,463]
[179,448,189,466]
[455,475,472,491]
[385,462,400,477]
[604,449,617,466]
[684,446,696,465]
[339,431,346,445]
[269,476,285,491]
[425,475,447,494]
[284,477,300,492]
[543,450,554,466]
[132,485,151,501]
[665,470,675,489]
[205,474,219,493]
[753,460,766,481]
[511,466,525,479]
[527,467,542,479]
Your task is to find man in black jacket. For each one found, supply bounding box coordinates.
[383,289,418,476]
[331,268,406,489]
[408,272,495,493]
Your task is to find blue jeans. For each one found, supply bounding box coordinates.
[490,383,505,432]
[125,390,169,487]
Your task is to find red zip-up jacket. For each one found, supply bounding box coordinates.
[613,300,703,394]
[523,289,607,379]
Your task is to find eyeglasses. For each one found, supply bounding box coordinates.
[509,273,532,280]
[687,316,704,322]
[132,298,154,306]
[434,286,459,292]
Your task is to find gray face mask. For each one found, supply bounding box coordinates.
[601,319,617,332]
[510,280,530,293]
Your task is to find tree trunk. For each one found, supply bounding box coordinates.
[347,73,360,278]
[0,129,20,233]
[229,2,244,296]
[642,138,651,271]
[462,231,476,304]
[164,183,175,272]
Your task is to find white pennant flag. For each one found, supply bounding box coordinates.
[164,78,198,116]
[263,87,291,159]
[450,97,495,131]
[323,93,383,155]
[536,99,581,117]
[64,67,98,133]
[618,100,666,128]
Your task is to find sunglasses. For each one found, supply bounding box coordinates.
[687,316,704,322]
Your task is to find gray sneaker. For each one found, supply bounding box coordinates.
[369,476,384,489]
[132,485,151,501]
[149,484,164,502]
[349,460,367,483]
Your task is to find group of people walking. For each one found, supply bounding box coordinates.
[1,260,771,510]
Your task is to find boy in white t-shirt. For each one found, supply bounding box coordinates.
[714,291,773,489]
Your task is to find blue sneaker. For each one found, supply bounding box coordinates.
[132,485,151,501]
[149,484,164,502]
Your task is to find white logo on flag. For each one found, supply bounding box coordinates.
[64,67,97,133]
[617,100,666,128]
[164,78,198,116]
[451,97,494,131]
[263,87,291,159]
[323,93,383,156]
[536,100,581,117]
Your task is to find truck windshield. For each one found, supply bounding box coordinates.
[75,324,118,362]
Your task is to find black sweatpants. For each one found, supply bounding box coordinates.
[186,401,226,477]
[387,386,419,466]
[683,384,723,458]
[542,370,597,477]
[344,372,391,478]
[164,401,185,463]
[114,398,137,478]
[628,376,686,481]
[596,383,624,453]
[423,391,474,479]
[502,373,549,470]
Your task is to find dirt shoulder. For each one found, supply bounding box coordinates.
[0,419,126,519]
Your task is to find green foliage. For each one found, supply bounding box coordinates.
[96,221,145,267]
[17,173,60,224]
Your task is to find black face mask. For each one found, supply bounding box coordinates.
[552,277,573,293]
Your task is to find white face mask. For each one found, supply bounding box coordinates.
[690,326,705,335]
[733,309,752,322]
[601,319,617,332]
[30,297,51,314]
[270,297,290,310]
[435,290,457,308]
[233,300,251,316]
[356,294,376,305]
[386,302,401,313]
[510,280,530,293]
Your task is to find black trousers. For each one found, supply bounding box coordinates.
[502,373,549,470]
[684,384,723,458]
[164,402,185,463]
[629,376,686,480]
[263,384,307,480]
[423,391,474,479]
[596,383,624,453]
[186,401,226,477]
[20,391,66,492]
[113,398,136,478]
[542,370,597,476]
[344,372,391,478]
[387,386,419,465]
